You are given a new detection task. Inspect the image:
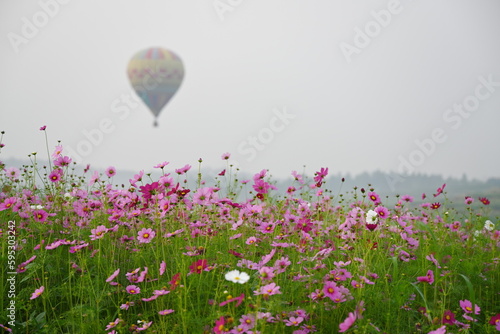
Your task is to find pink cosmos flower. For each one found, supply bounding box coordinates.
[459,300,480,314]
[254,282,281,298]
[219,293,245,307]
[214,316,226,334]
[245,237,257,245]
[259,266,275,281]
[374,206,390,219]
[54,155,71,167]
[142,294,159,302]
[284,316,303,326]
[159,309,175,315]
[120,301,134,310]
[105,166,116,177]
[339,312,356,332]
[136,321,152,330]
[105,318,121,331]
[368,191,381,205]
[48,168,63,182]
[323,281,340,300]
[239,314,256,328]
[137,228,155,243]
[51,144,63,158]
[5,167,20,180]
[126,285,140,294]
[90,225,107,240]
[17,255,36,273]
[192,187,217,206]
[106,268,120,283]
[0,197,17,211]
[159,261,167,276]
[175,164,191,175]
[433,183,446,197]
[417,270,434,284]
[40,125,46,130]
[30,286,45,300]
[221,152,231,160]
[489,313,500,326]
[129,170,144,187]
[33,209,48,223]
[154,161,169,169]
[441,310,456,325]
[401,194,414,202]
[428,325,446,334]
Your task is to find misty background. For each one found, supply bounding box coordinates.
[1,1,500,192]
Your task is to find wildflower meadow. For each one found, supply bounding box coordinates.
[1,128,499,334]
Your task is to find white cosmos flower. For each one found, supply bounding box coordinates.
[225,270,250,284]
[366,210,378,224]
[484,220,495,231]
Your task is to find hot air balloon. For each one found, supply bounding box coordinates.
[127,47,184,127]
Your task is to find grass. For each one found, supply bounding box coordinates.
[0,137,499,333]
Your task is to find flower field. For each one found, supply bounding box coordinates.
[1,131,500,333]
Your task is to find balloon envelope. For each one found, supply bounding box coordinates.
[127,47,184,126]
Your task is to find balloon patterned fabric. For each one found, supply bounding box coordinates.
[127,47,184,126]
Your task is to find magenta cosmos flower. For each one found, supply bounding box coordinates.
[137,228,155,243]
[417,270,434,285]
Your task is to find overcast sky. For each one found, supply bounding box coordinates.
[1,0,499,182]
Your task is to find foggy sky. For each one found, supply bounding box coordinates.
[1,0,500,182]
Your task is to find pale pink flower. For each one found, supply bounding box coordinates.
[30,286,44,300]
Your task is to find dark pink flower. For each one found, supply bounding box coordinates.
[433,183,446,197]
[33,209,48,222]
[479,197,490,205]
[441,310,456,325]
[213,316,226,334]
[368,191,381,205]
[48,168,63,182]
[417,270,434,284]
[189,259,208,274]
